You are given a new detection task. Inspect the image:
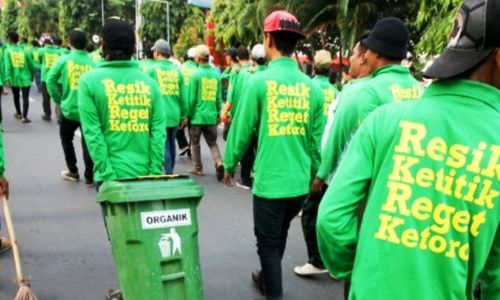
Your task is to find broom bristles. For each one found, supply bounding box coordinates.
[14,279,38,300]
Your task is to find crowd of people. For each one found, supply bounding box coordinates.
[0,0,498,299]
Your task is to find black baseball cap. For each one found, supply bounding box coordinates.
[424,0,500,79]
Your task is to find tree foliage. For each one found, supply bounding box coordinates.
[1,0,19,38]
[173,10,205,58]
[140,0,204,44]
[58,0,103,41]
[17,0,59,39]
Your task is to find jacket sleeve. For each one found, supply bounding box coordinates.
[223,76,260,173]
[148,83,166,175]
[4,49,12,84]
[46,57,64,104]
[316,114,375,280]
[186,73,198,119]
[316,86,364,181]
[309,84,325,179]
[78,76,117,181]
[216,76,222,117]
[178,70,186,120]
[482,226,500,298]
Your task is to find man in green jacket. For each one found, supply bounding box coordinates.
[4,31,35,123]
[39,37,64,121]
[317,0,499,299]
[294,49,338,276]
[78,18,166,183]
[183,44,223,179]
[0,126,10,255]
[176,47,197,157]
[147,38,185,174]
[223,11,324,300]
[47,29,95,185]
[312,17,423,193]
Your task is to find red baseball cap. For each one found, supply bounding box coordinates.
[264,10,306,38]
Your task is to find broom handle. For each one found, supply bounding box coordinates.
[2,195,24,281]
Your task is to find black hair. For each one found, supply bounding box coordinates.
[69,29,87,50]
[315,67,329,76]
[7,32,19,43]
[31,39,40,47]
[225,48,237,62]
[21,36,28,43]
[53,37,63,46]
[270,31,299,56]
[256,57,266,65]
[237,46,250,60]
[143,41,154,59]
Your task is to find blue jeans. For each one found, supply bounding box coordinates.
[164,127,178,174]
[253,194,306,299]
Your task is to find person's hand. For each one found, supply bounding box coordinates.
[0,177,9,199]
[310,177,324,195]
[223,171,234,187]
[180,118,189,129]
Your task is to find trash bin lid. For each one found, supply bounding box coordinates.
[97,175,204,204]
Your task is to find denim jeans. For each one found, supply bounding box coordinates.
[253,194,306,299]
[164,126,178,174]
[300,184,327,269]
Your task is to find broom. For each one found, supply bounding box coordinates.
[2,195,38,300]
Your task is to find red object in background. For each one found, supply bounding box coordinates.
[331,57,350,70]
[205,10,223,66]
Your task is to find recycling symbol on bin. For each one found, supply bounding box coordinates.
[158,228,182,258]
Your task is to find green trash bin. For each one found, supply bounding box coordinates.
[97,176,204,300]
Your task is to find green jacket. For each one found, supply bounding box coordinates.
[78,60,166,182]
[90,49,103,64]
[181,60,197,91]
[224,57,324,198]
[187,64,222,125]
[316,65,423,181]
[147,60,186,127]
[317,79,500,300]
[39,45,64,82]
[4,44,35,87]
[227,63,248,105]
[230,64,267,120]
[312,75,339,119]
[47,49,95,121]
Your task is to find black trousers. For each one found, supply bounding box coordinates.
[300,184,328,269]
[176,127,189,149]
[0,86,3,123]
[12,86,30,118]
[41,81,51,117]
[59,115,93,182]
[254,194,306,299]
[240,135,256,184]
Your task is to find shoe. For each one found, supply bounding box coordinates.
[215,163,224,182]
[13,113,22,120]
[235,180,251,190]
[0,237,11,255]
[178,146,189,156]
[189,169,205,176]
[41,114,51,121]
[21,118,31,123]
[61,170,80,182]
[105,289,123,300]
[251,270,266,296]
[294,263,328,276]
[85,178,95,188]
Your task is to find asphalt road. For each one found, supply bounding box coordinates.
[0,86,342,299]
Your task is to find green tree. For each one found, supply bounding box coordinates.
[58,0,102,41]
[106,0,136,24]
[1,0,19,38]
[140,0,204,44]
[18,0,59,39]
[173,12,204,58]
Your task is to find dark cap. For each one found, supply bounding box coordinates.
[264,10,306,39]
[361,17,409,60]
[102,18,135,53]
[152,39,171,56]
[224,47,238,61]
[424,0,500,79]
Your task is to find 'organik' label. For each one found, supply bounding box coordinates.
[141,209,192,229]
